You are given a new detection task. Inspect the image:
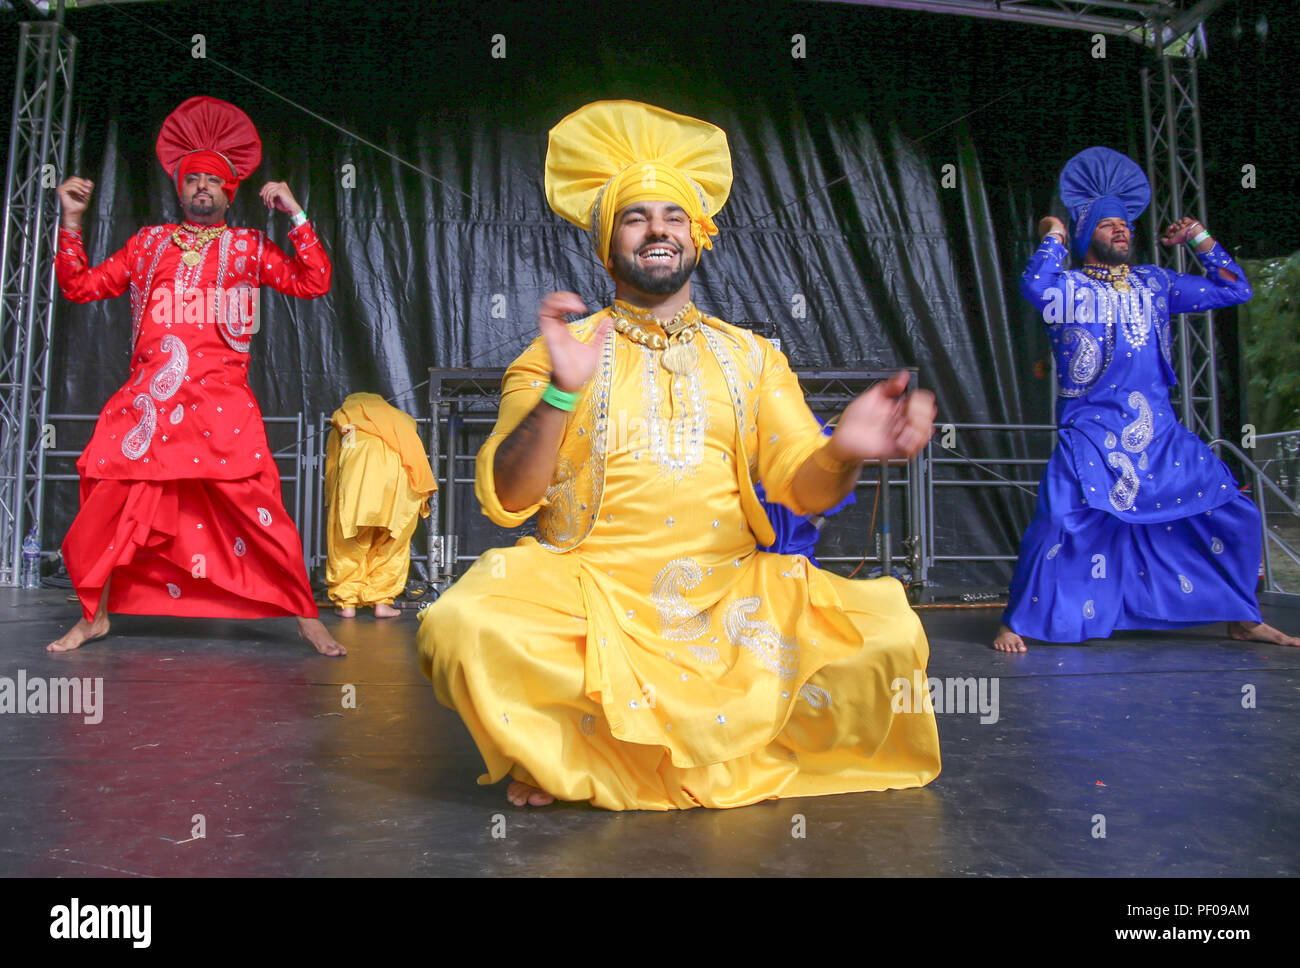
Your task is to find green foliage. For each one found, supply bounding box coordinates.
[1239,250,1300,434]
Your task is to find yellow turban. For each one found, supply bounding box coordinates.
[544,100,732,270]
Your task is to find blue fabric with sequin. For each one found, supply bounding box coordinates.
[755,419,854,566]
[1003,236,1262,641]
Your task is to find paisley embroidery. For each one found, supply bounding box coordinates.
[798,684,831,708]
[1046,543,1062,560]
[170,404,184,425]
[216,274,256,354]
[1107,451,1139,512]
[149,334,188,401]
[257,507,272,527]
[166,583,181,599]
[234,537,246,557]
[1083,600,1095,619]
[1104,432,1117,449]
[121,393,157,460]
[1122,391,1153,452]
[1178,574,1193,593]
[1210,537,1223,555]
[652,557,710,641]
[688,645,719,664]
[1062,326,1102,387]
[722,597,799,681]
[1138,452,1148,471]
[579,713,596,736]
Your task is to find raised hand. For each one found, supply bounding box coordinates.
[57,177,94,226]
[537,291,613,393]
[829,371,936,463]
[1160,216,1205,247]
[259,181,302,215]
[1038,215,1068,245]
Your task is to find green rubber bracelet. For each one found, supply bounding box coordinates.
[541,382,579,412]
[1187,228,1211,247]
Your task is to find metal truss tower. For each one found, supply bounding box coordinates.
[0,18,77,584]
[1142,48,1217,441]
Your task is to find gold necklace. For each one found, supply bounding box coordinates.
[171,222,226,267]
[610,301,702,375]
[1082,263,1132,293]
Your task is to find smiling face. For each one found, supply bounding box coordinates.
[179,172,230,225]
[606,200,698,301]
[1087,216,1132,266]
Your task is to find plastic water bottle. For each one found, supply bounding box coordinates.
[20,528,40,589]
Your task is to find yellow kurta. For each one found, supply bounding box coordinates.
[417,311,941,810]
[325,395,435,607]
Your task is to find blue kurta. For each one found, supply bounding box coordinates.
[1003,235,1262,642]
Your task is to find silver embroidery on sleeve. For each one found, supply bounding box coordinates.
[722,597,799,681]
[652,557,710,641]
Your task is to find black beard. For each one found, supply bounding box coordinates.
[609,245,695,297]
[1091,239,1131,266]
[183,194,222,222]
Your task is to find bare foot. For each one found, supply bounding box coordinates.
[334,605,356,618]
[506,780,554,807]
[297,616,346,656]
[373,603,401,619]
[993,623,1028,653]
[47,613,110,652]
[1228,621,1300,647]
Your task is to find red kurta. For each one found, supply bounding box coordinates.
[56,219,330,621]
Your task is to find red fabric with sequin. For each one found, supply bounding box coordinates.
[56,221,331,621]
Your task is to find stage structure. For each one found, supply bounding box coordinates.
[0,0,1249,585]
[0,10,75,586]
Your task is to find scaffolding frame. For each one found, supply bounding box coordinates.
[0,18,76,585]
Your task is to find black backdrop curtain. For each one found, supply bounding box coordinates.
[11,0,1296,588]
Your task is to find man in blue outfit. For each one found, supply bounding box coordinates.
[995,146,1298,653]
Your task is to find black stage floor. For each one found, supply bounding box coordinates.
[1,587,1296,877]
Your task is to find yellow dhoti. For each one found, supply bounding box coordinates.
[417,311,941,810]
[325,395,435,608]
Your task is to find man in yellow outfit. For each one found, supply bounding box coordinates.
[417,101,942,810]
[325,393,436,617]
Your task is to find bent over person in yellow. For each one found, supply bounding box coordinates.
[417,101,942,810]
[325,393,436,617]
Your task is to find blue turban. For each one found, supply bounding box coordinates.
[1059,147,1150,260]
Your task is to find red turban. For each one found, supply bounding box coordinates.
[156,96,261,198]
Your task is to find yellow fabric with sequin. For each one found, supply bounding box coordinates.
[324,396,435,607]
[416,312,942,810]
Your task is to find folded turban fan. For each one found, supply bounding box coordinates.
[544,100,733,272]
[156,96,262,199]
[1058,146,1151,261]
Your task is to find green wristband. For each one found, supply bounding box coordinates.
[1188,228,1211,247]
[541,382,579,412]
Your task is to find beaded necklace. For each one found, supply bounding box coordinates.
[171,221,226,267]
[609,300,703,374]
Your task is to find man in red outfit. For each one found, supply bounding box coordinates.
[48,96,343,656]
